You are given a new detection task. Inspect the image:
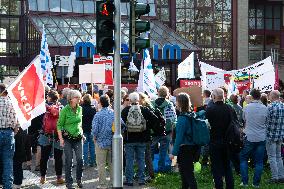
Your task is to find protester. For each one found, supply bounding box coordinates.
[121,94,130,111]
[265,90,284,183]
[139,92,156,180]
[92,95,114,189]
[151,86,177,173]
[81,94,97,167]
[13,128,29,189]
[229,94,244,126]
[38,90,64,185]
[59,87,70,107]
[122,92,158,186]
[206,88,234,189]
[0,83,19,189]
[170,93,199,189]
[57,89,84,189]
[240,89,268,187]
[202,89,211,108]
[260,93,268,106]
[244,95,253,106]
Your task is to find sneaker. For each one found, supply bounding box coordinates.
[267,178,278,184]
[56,178,65,185]
[123,182,134,186]
[40,176,46,184]
[252,184,260,188]
[278,178,284,183]
[239,182,248,187]
[77,180,83,188]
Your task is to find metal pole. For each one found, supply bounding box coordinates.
[112,0,123,188]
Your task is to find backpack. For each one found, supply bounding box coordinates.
[152,107,166,136]
[181,112,210,146]
[126,105,147,132]
[153,100,176,132]
[43,104,60,134]
[224,106,244,153]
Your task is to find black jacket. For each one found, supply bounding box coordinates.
[205,101,231,144]
[81,103,96,133]
[121,104,158,143]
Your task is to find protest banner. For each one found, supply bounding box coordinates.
[79,64,105,84]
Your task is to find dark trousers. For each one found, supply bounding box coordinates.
[145,142,154,178]
[40,145,63,177]
[177,145,198,189]
[13,160,23,185]
[209,143,234,189]
[230,151,240,174]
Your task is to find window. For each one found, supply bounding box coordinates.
[174,0,232,61]
[157,0,169,21]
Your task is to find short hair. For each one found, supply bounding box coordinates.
[260,93,268,106]
[121,87,128,93]
[47,90,59,102]
[122,94,129,103]
[67,90,82,102]
[0,83,7,95]
[62,88,71,98]
[99,94,110,107]
[176,93,191,112]
[269,90,280,100]
[203,90,211,98]
[158,86,169,98]
[82,94,92,105]
[212,88,224,101]
[121,90,127,99]
[220,86,227,94]
[229,94,238,104]
[250,88,261,100]
[129,92,140,103]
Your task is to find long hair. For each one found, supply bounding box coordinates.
[176,93,192,113]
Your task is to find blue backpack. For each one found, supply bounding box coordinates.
[181,111,210,146]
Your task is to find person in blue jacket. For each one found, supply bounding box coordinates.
[170,93,199,189]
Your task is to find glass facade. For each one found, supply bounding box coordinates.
[174,0,232,62]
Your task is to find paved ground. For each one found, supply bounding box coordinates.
[18,160,155,189]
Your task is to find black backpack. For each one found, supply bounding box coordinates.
[224,105,244,153]
[151,107,166,136]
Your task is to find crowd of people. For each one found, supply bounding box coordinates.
[0,82,284,189]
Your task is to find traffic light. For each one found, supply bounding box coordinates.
[96,0,115,55]
[129,1,151,54]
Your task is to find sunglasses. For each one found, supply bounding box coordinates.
[125,99,130,101]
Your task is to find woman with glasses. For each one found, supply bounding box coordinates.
[121,94,130,111]
[57,90,84,189]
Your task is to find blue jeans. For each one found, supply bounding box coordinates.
[266,139,284,180]
[83,133,95,165]
[64,139,83,187]
[240,139,265,186]
[125,143,146,184]
[0,130,15,189]
[151,134,170,172]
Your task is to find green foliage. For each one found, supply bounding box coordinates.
[150,167,283,189]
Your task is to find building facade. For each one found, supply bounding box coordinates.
[0,0,283,86]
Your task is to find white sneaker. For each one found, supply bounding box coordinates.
[239,182,248,187]
[252,184,260,188]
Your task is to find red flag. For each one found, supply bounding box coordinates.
[7,56,46,130]
[275,64,279,90]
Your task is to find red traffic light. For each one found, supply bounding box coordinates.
[100,2,115,16]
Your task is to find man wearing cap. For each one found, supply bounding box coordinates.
[0,83,19,188]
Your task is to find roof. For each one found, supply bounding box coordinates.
[29,14,200,51]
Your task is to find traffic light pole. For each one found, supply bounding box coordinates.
[112,0,123,188]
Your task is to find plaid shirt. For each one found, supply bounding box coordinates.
[0,96,18,129]
[266,101,284,141]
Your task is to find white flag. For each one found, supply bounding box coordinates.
[66,52,76,78]
[142,49,157,97]
[137,61,144,92]
[177,52,194,79]
[128,57,139,72]
[40,25,53,86]
[155,67,166,89]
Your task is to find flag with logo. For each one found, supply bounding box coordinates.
[7,56,46,130]
[40,25,53,86]
[143,49,157,97]
[155,67,166,89]
[177,52,194,79]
